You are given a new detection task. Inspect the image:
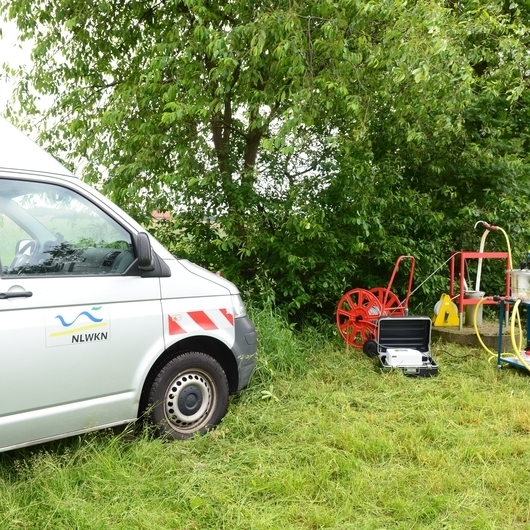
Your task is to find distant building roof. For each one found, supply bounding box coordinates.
[152,210,171,221]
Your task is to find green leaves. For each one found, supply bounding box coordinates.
[3,0,530,321]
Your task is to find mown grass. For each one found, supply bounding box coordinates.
[2,308,530,529]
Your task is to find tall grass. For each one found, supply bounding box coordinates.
[2,308,530,529]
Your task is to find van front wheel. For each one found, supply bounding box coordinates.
[148,352,229,440]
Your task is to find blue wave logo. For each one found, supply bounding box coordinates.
[55,307,103,328]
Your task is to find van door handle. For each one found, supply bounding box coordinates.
[0,291,33,299]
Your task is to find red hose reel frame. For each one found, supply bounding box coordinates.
[336,256,415,348]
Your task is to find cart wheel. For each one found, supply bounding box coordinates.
[363,339,379,358]
[336,288,382,348]
[369,287,405,316]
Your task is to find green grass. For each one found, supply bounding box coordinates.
[2,308,530,529]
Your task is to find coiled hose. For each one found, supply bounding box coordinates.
[473,296,530,371]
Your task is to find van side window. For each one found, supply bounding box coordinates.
[0,179,135,276]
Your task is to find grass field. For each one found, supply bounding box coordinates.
[1,308,530,529]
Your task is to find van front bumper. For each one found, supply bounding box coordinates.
[232,315,258,391]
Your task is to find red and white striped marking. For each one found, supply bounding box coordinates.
[168,308,234,335]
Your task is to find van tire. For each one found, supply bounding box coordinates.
[147,352,229,440]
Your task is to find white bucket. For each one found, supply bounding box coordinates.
[509,269,530,300]
[464,290,485,327]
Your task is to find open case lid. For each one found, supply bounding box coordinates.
[377,316,432,353]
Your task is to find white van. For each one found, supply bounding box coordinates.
[0,118,257,452]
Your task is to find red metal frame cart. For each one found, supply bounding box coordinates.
[449,251,511,329]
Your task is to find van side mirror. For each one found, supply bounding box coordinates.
[135,232,155,271]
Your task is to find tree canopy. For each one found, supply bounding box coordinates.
[3,0,530,320]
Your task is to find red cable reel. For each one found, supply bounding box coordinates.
[336,256,414,349]
[336,287,406,348]
[368,287,406,317]
[336,288,382,348]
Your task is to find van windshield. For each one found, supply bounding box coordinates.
[0,178,134,276]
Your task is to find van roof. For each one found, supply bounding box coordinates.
[0,117,75,177]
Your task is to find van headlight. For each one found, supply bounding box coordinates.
[231,294,247,318]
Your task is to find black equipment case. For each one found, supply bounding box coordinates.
[376,316,438,377]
